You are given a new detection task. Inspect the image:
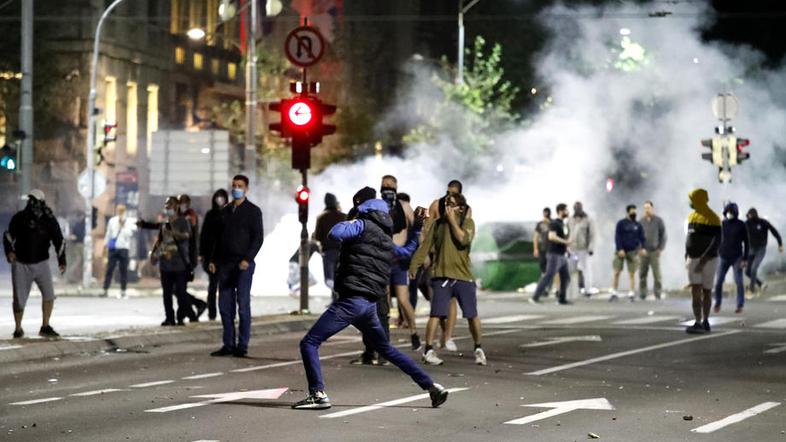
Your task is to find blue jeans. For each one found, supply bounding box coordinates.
[745,247,767,292]
[534,253,570,302]
[322,249,340,301]
[218,261,255,351]
[299,296,434,394]
[714,257,744,308]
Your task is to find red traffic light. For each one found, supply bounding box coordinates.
[288,101,313,127]
[296,185,310,204]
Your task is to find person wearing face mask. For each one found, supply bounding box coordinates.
[102,204,137,299]
[199,189,229,320]
[177,193,208,320]
[744,207,783,294]
[208,175,264,358]
[4,190,66,339]
[151,196,195,326]
[568,201,596,297]
[610,205,646,302]
[530,203,573,306]
[685,189,721,334]
[714,202,750,314]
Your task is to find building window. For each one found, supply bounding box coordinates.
[170,0,180,34]
[227,62,237,81]
[193,52,204,70]
[206,0,217,46]
[104,76,117,124]
[175,46,185,64]
[126,82,138,157]
[146,84,159,156]
[211,58,220,76]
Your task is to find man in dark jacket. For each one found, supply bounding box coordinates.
[4,189,65,339]
[313,192,346,298]
[745,208,783,294]
[292,187,448,410]
[611,204,646,302]
[199,189,228,320]
[208,175,264,358]
[713,202,749,314]
[685,189,722,334]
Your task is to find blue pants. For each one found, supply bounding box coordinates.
[745,247,766,291]
[534,253,569,302]
[715,257,744,308]
[218,261,255,351]
[299,296,434,394]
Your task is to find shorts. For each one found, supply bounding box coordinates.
[687,257,717,290]
[430,278,478,319]
[12,261,56,311]
[390,263,409,286]
[613,251,639,273]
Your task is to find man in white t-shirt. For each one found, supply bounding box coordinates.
[103,204,137,298]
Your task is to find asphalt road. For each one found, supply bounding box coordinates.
[2,291,786,442]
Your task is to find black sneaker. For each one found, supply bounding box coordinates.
[292,393,332,410]
[233,348,248,358]
[195,302,207,321]
[557,300,573,305]
[161,320,176,326]
[702,320,711,332]
[210,346,235,357]
[39,325,60,338]
[686,322,705,334]
[12,329,23,339]
[411,334,422,352]
[429,383,449,408]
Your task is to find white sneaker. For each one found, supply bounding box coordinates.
[444,339,458,352]
[627,291,635,301]
[422,349,444,366]
[474,348,487,366]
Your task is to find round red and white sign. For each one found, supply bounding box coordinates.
[284,26,326,67]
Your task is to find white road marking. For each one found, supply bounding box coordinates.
[504,397,615,425]
[9,397,63,405]
[679,317,740,326]
[485,315,544,324]
[754,319,786,329]
[0,344,23,351]
[129,380,175,388]
[146,388,289,413]
[612,315,681,325]
[764,343,786,354]
[767,294,786,302]
[319,388,470,419]
[70,388,128,397]
[521,335,602,348]
[182,372,224,380]
[540,315,613,325]
[691,402,781,433]
[526,330,741,376]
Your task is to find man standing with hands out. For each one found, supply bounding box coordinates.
[208,175,264,358]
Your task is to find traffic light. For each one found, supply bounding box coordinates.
[295,185,310,224]
[700,137,723,167]
[736,138,750,163]
[311,98,337,145]
[102,121,118,145]
[0,144,17,171]
[269,96,338,170]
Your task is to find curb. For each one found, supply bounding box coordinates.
[0,315,318,364]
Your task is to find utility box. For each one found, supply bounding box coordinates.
[149,130,231,196]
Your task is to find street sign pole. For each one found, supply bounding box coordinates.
[19,0,33,200]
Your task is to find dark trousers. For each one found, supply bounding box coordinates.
[299,296,433,394]
[362,292,390,359]
[715,256,745,308]
[206,270,219,319]
[161,270,192,323]
[218,261,255,351]
[534,253,570,302]
[746,247,767,291]
[322,249,340,301]
[104,248,129,291]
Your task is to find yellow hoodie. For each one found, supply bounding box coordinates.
[685,188,722,259]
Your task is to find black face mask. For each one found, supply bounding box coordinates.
[380,186,397,207]
[629,213,637,221]
[28,198,46,218]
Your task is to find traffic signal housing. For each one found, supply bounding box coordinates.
[0,144,17,171]
[736,138,750,163]
[268,96,337,170]
[295,185,310,224]
[103,121,118,145]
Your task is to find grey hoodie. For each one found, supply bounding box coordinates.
[568,215,594,251]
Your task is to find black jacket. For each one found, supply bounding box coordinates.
[719,218,750,261]
[747,218,782,249]
[200,208,223,267]
[314,209,346,252]
[211,199,264,265]
[4,207,66,266]
[334,207,394,301]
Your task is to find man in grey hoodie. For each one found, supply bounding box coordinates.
[639,201,667,300]
[568,202,595,296]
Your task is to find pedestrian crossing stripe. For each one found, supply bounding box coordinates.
[485,315,544,324]
[612,316,681,325]
[768,295,786,302]
[754,319,786,329]
[678,317,741,326]
[540,315,614,325]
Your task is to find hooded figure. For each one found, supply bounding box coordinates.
[685,188,722,334]
[199,188,229,320]
[715,201,750,313]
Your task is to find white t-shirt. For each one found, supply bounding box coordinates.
[104,216,138,250]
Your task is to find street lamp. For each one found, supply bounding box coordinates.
[457,0,481,85]
[186,27,206,41]
[84,0,126,289]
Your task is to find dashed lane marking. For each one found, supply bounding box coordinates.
[526,330,741,376]
[145,388,289,413]
[540,315,614,325]
[767,295,786,302]
[612,315,681,325]
[9,397,63,405]
[129,380,175,388]
[182,372,224,380]
[70,388,129,397]
[0,344,23,351]
[485,315,544,324]
[691,402,781,433]
[319,388,471,419]
[679,317,741,327]
[754,319,786,329]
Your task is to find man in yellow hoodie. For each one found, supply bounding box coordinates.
[685,189,722,334]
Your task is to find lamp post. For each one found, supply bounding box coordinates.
[83,0,126,289]
[457,0,481,85]
[245,0,258,183]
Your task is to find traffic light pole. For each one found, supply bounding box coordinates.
[19,0,33,198]
[298,167,310,313]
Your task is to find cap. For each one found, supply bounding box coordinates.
[28,189,45,202]
[352,187,376,207]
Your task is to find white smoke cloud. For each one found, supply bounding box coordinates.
[255,1,786,295]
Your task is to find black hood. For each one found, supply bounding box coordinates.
[360,208,394,236]
[211,188,229,210]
